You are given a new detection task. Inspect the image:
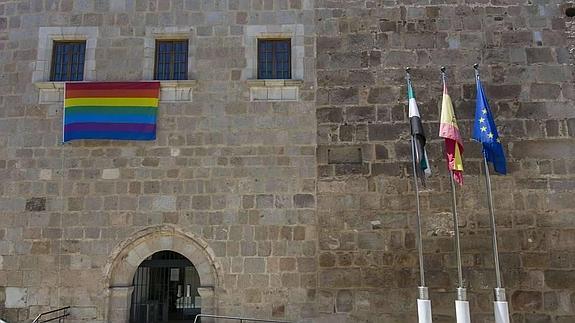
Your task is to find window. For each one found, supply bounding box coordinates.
[154,40,188,80]
[257,39,291,79]
[50,41,86,81]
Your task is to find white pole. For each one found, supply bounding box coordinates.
[418,299,433,323]
[475,65,510,323]
[441,67,471,323]
[483,152,510,323]
[407,68,432,323]
[494,301,510,323]
[455,300,471,323]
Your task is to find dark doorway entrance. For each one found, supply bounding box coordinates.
[130,250,201,323]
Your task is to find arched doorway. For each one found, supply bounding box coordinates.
[105,225,220,323]
[130,251,201,323]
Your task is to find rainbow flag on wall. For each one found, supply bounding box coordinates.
[63,82,160,142]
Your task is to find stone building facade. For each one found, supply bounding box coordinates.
[0,0,573,322]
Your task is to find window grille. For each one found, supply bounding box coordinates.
[154,40,188,80]
[257,39,291,79]
[50,41,86,81]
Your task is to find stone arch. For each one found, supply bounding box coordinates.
[104,225,220,323]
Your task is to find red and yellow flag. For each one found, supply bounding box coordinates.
[439,83,464,184]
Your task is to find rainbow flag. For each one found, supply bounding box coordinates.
[439,81,464,184]
[63,82,160,142]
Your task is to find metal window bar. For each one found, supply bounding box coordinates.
[130,251,201,323]
[50,41,85,81]
[154,40,188,80]
[257,39,291,79]
[32,306,70,323]
[193,314,292,323]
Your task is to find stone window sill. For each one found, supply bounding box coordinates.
[247,79,303,102]
[34,80,197,104]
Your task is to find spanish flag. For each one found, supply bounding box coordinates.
[439,82,464,185]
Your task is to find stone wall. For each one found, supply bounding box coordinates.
[0,0,316,322]
[315,0,575,322]
[0,0,574,322]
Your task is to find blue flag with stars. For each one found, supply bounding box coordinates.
[472,76,507,175]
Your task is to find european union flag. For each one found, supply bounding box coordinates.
[472,76,507,175]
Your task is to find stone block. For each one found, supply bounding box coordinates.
[319,268,361,288]
[244,257,265,273]
[357,232,385,250]
[530,83,561,100]
[297,257,316,272]
[404,33,435,49]
[25,197,46,212]
[367,87,400,104]
[335,290,353,313]
[483,84,522,100]
[38,89,64,104]
[5,287,27,308]
[512,140,575,159]
[318,290,334,313]
[327,146,362,164]
[318,108,343,124]
[512,290,542,311]
[0,198,25,212]
[345,106,375,122]
[241,241,257,257]
[317,37,341,51]
[102,168,120,179]
[319,253,336,267]
[294,194,314,208]
[256,195,274,209]
[281,87,298,100]
[281,273,299,287]
[151,196,176,211]
[39,169,52,180]
[526,48,555,64]
[368,124,406,141]
[330,87,358,105]
[279,257,296,271]
[192,196,211,210]
[545,270,575,289]
[268,87,282,101]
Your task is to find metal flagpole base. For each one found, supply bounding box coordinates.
[417,286,432,323]
[493,288,509,323]
[455,300,471,323]
[457,287,467,301]
[455,287,470,323]
[494,301,510,323]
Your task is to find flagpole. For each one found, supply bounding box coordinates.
[406,67,432,323]
[474,64,510,323]
[441,67,470,323]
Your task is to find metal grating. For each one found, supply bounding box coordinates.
[50,41,86,81]
[154,40,188,80]
[130,251,201,323]
[257,39,291,79]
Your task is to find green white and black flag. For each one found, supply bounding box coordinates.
[407,79,432,185]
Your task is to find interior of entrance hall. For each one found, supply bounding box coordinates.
[130,251,201,323]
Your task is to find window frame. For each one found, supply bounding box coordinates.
[257,38,292,80]
[49,40,87,82]
[153,39,189,81]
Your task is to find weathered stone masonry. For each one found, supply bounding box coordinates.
[0,0,316,322]
[0,0,574,323]
[315,1,575,322]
